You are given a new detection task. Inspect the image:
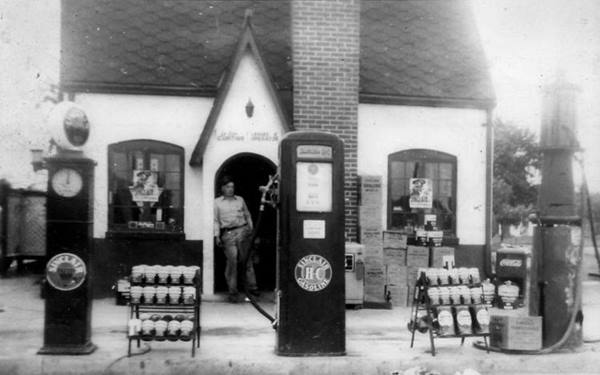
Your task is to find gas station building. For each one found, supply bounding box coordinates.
[58,0,495,297]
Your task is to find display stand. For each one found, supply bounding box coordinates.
[409,270,490,356]
[127,266,201,357]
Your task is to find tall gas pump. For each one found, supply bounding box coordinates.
[478,75,584,355]
[276,131,345,356]
[533,75,583,350]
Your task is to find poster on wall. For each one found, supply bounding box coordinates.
[129,170,163,203]
[409,178,432,208]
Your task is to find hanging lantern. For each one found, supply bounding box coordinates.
[245,98,254,118]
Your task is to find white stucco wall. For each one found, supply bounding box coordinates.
[201,50,286,293]
[76,93,212,240]
[74,49,286,294]
[72,54,488,293]
[357,104,488,245]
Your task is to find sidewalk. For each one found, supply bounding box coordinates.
[1,274,599,375]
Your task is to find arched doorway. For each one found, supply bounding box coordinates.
[214,153,277,293]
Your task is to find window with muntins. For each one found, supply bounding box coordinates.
[108,140,184,233]
[388,149,456,235]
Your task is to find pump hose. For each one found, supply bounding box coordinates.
[237,175,278,328]
[477,155,589,354]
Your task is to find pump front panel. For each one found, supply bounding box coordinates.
[276,131,345,356]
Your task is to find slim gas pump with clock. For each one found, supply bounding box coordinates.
[51,168,83,198]
[38,101,97,355]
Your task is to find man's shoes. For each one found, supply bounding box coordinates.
[248,289,261,297]
[227,294,239,303]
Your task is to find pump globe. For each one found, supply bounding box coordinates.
[47,101,90,150]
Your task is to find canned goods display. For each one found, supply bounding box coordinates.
[168,286,182,304]
[154,320,168,340]
[471,305,490,334]
[157,266,169,284]
[457,267,470,284]
[155,286,168,304]
[427,287,441,305]
[142,286,156,304]
[127,264,199,356]
[435,307,454,336]
[409,264,491,356]
[128,319,142,337]
[454,306,472,335]
[438,287,451,305]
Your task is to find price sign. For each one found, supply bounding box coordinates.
[296,162,332,212]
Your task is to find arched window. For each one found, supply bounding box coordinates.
[388,149,456,235]
[108,140,184,234]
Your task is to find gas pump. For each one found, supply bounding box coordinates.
[480,75,584,354]
[276,131,345,356]
[37,102,97,355]
[531,76,583,350]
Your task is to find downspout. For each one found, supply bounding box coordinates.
[484,109,494,278]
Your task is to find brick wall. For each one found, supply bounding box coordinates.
[291,0,360,241]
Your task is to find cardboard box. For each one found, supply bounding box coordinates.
[359,205,383,228]
[363,243,383,259]
[489,314,542,351]
[364,262,386,303]
[383,230,408,249]
[364,255,384,268]
[383,247,407,266]
[407,266,423,292]
[386,264,408,286]
[406,245,429,267]
[429,246,455,268]
[386,284,408,307]
[359,175,382,206]
[360,227,383,245]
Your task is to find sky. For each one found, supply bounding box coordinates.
[471,0,600,191]
[1,0,599,191]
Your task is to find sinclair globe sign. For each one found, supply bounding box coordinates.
[46,253,87,291]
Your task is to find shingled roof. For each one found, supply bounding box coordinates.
[61,0,495,109]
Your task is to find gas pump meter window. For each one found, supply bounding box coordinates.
[296,162,332,212]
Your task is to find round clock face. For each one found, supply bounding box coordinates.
[51,168,83,197]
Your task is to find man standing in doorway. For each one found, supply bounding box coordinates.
[214,176,259,303]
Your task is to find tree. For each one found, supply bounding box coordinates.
[493,119,541,239]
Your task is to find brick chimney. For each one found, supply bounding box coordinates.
[291,0,360,241]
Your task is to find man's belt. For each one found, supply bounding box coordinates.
[220,224,247,236]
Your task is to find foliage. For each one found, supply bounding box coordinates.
[493,119,541,227]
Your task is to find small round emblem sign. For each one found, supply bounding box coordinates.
[294,254,332,292]
[46,253,87,291]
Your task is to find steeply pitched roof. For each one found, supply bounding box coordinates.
[189,17,293,166]
[360,0,495,107]
[61,0,495,108]
[61,0,291,95]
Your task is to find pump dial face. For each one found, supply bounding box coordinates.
[51,168,83,197]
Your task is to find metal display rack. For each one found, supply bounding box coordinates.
[409,270,490,356]
[127,267,201,357]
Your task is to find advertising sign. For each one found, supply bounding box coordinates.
[46,253,87,291]
[409,178,432,208]
[295,254,333,292]
[129,170,163,203]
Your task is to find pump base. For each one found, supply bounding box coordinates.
[38,342,97,355]
[473,341,584,354]
[275,350,346,357]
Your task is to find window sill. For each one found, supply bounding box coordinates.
[106,230,186,241]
